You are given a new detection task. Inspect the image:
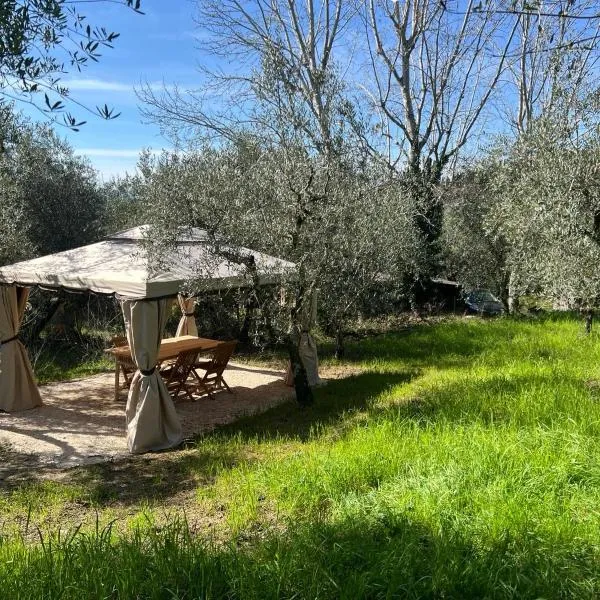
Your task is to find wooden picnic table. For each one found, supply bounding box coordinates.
[106,335,223,401]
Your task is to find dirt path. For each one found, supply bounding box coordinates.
[0,362,295,475]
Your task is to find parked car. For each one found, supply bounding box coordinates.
[464,289,505,316]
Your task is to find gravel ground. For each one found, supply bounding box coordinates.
[0,362,294,471]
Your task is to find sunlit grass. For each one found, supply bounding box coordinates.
[4,314,600,598]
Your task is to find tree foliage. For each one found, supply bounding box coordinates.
[0,0,143,128]
[440,166,510,304]
[0,108,104,267]
[135,0,600,359]
[0,0,598,392]
[356,0,600,276]
[487,99,600,308]
[135,130,418,364]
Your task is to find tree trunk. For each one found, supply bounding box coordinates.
[401,163,444,304]
[410,159,445,273]
[585,310,593,335]
[334,325,344,359]
[499,289,509,312]
[507,272,520,315]
[287,331,314,407]
[238,298,256,345]
[508,295,520,315]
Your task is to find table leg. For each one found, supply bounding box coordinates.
[114,359,120,402]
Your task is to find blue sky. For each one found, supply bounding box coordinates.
[17,1,593,180]
[33,1,202,179]
[15,1,520,181]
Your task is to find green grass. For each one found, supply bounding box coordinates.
[34,354,113,384]
[30,339,113,385]
[4,314,600,598]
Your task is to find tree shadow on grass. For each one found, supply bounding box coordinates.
[65,444,247,508]
[209,369,417,443]
[1,370,415,509]
[329,320,511,370]
[51,371,417,508]
[236,512,599,599]
[9,499,595,599]
[369,370,596,432]
[6,364,590,511]
[0,443,50,485]
[208,365,587,454]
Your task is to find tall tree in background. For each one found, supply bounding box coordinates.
[504,0,600,134]
[360,0,518,278]
[141,0,353,154]
[140,0,360,405]
[359,0,600,283]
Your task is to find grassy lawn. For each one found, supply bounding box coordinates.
[3,315,600,598]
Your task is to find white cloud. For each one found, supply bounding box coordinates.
[75,148,146,158]
[63,78,173,93]
[64,78,133,92]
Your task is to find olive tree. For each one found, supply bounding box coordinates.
[0,109,104,263]
[135,132,417,399]
[486,97,600,316]
[440,165,512,308]
[1,0,143,128]
[0,108,106,338]
[100,173,146,235]
[138,1,418,404]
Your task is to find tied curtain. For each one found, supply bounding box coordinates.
[121,298,182,453]
[0,286,42,412]
[175,295,198,337]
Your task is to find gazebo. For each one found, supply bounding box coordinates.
[0,226,301,454]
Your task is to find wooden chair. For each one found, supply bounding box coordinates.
[192,341,237,398]
[111,334,136,391]
[160,349,199,402]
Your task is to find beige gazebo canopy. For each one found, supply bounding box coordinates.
[0,226,297,453]
[0,225,295,298]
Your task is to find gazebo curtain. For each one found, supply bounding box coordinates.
[0,286,43,412]
[121,298,182,453]
[175,295,198,337]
